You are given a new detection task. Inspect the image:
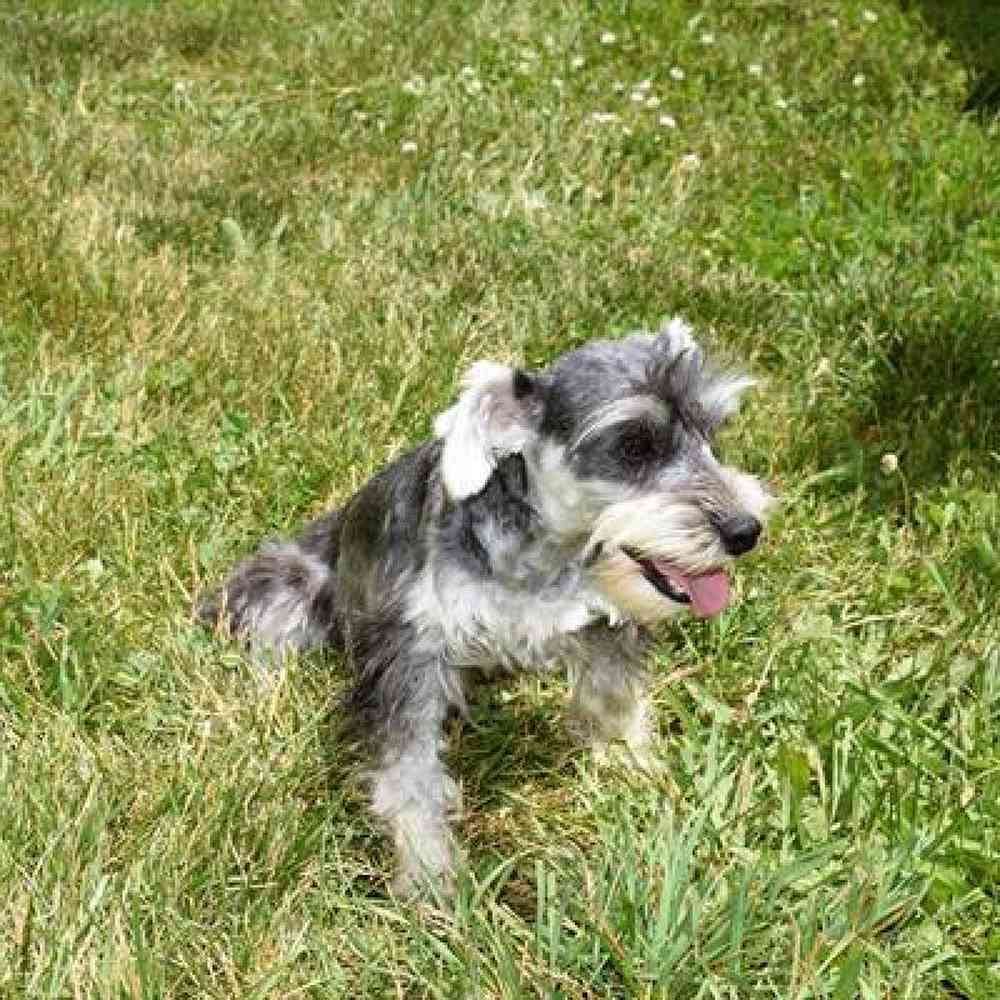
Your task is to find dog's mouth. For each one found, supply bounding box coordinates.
[622,548,731,618]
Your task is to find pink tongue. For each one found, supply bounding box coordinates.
[674,569,731,618]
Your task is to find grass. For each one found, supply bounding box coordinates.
[1,0,999,996]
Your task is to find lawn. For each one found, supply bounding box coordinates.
[1,0,999,996]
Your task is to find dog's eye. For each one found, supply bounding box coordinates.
[618,423,656,468]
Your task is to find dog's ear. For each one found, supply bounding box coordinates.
[434,362,543,500]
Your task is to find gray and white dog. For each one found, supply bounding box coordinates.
[199,318,772,894]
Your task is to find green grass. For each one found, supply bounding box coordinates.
[2,0,999,996]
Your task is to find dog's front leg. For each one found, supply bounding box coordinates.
[568,626,658,772]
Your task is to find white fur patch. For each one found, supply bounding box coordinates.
[655,317,755,422]
[404,564,606,670]
[434,361,532,501]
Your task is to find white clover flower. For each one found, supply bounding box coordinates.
[880,453,899,475]
[600,30,617,44]
[630,90,645,103]
[636,78,652,92]
[571,55,585,69]
[679,152,701,170]
[460,65,477,78]
[402,75,426,95]
[774,96,788,109]
[645,95,661,109]
[669,66,685,81]
[590,111,619,124]
[748,63,763,77]
[863,9,878,23]
[612,81,626,93]
[658,113,677,128]
[400,140,418,154]
[700,32,716,45]
[852,73,866,88]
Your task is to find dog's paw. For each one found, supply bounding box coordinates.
[585,734,663,776]
[391,864,456,902]
[588,737,612,765]
[622,739,664,776]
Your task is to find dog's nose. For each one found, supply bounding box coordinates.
[718,515,761,556]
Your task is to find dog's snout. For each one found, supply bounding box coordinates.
[717,514,761,556]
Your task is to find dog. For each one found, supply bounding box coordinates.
[198,318,772,895]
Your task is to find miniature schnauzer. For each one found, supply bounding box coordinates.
[199,318,771,895]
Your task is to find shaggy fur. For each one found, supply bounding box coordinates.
[198,318,772,894]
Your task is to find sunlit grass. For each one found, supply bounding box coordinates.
[1,1,998,996]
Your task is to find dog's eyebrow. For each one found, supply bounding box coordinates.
[650,350,751,435]
[697,374,756,425]
[570,395,669,452]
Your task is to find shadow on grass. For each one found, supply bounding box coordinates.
[902,0,1000,113]
[869,308,999,483]
[814,298,1000,510]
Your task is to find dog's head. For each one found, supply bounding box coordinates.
[433,319,773,622]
